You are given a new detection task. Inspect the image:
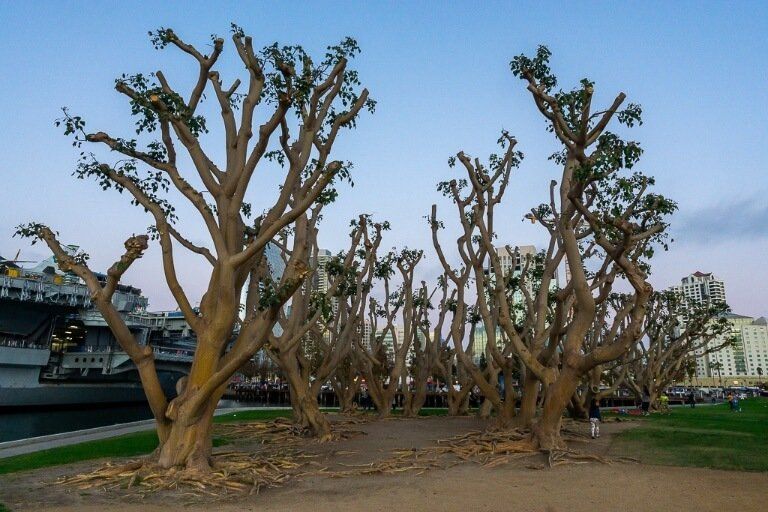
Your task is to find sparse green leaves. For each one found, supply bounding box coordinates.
[265,150,286,167]
[617,103,643,127]
[13,222,49,244]
[115,73,208,136]
[148,27,176,50]
[54,108,86,147]
[72,153,177,222]
[510,45,557,91]
[229,23,245,38]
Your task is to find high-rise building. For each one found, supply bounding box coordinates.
[670,272,764,384]
[696,314,768,385]
[670,271,726,305]
[358,320,373,351]
[314,249,333,295]
[742,317,768,377]
[238,243,286,320]
[471,323,488,365]
[669,272,734,380]
[376,324,420,363]
[494,245,537,276]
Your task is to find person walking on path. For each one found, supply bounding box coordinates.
[641,386,651,416]
[589,398,602,439]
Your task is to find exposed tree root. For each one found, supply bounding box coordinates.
[214,416,368,445]
[547,449,609,467]
[55,419,639,499]
[57,449,321,499]
[316,427,638,478]
[559,419,594,443]
[525,449,640,470]
[55,417,369,499]
[310,428,540,478]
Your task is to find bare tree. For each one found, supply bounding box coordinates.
[430,140,529,428]
[431,46,676,449]
[331,352,363,413]
[504,46,675,449]
[357,249,423,417]
[17,26,373,471]
[401,281,435,417]
[270,215,382,438]
[416,277,475,416]
[569,295,634,418]
[620,291,732,407]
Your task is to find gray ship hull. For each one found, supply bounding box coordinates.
[0,271,192,408]
[0,382,147,407]
[0,346,181,408]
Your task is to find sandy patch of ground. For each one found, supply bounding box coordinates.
[1,416,765,512]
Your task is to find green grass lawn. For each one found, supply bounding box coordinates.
[212,408,294,423]
[611,397,768,472]
[0,430,160,475]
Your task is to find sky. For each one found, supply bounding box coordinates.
[0,1,766,315]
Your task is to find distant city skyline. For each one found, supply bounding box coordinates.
[0,1,766,316]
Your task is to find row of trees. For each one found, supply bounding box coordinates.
[17,27,729,473]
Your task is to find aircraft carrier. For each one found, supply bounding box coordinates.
[0,249,193,409]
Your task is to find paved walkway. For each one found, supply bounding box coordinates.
[0,407,291,459]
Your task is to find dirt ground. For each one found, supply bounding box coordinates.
[1,415,766,512]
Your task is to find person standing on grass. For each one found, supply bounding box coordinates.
[641,386,651,416]
[732,394,741,412]
[589,398,602,439]
[660,392,670,414]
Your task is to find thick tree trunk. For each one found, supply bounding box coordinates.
[648,389,660,411]
[531,367,580,450]
[275,343,332,439]
[448,388,470,416]
[295,387,332,438]
[495,401,515,428]
[474,361,502,419]
[517,372,539,427]
[494,369,517,428]
[282,355,332,439]
[333,380,359,414]
[404,372,428,417]
[476,398,493,419]
[570,394,588,419]
[155,335,232,471]
[367,381,395,418]
[156,386,222,471]
[401,375,415,417]
[157,416,213,471]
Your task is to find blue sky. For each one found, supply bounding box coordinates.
[1,1,766,314]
